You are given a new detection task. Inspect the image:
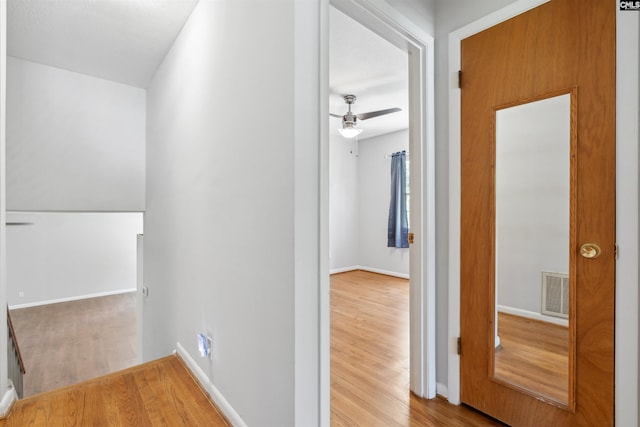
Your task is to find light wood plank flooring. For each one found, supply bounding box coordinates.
[331,270,504,426]
[495,312,569,403]
[10,292,137,397]
[0,355,229,426]
[6,272,516,425]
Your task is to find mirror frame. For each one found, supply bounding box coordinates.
[488,88,578,410]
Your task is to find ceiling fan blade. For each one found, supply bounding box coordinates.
[357,107,401,121]
[329,113,343,118]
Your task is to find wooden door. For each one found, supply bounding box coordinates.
[460,0,615,425]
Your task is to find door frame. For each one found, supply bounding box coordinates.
[322,0,437,405]
[447,1,639,425]
[136,234,143,364]
[0,0,8,408]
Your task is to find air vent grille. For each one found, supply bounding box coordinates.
[542,272,569,318]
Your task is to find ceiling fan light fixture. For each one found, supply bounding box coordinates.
[331,93,400,139]
[338,126,363,139]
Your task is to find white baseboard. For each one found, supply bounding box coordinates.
[329,266,359,275]
[436,382,449,399]
[8,288,136,310]
[0,383,17,418]
[359,266,409,279]
[497,305,568,327]
[329,265,409,279]
[175,342,247,427]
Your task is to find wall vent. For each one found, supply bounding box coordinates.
[541,271,569,318]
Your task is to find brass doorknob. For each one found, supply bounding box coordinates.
[580,243,601,259]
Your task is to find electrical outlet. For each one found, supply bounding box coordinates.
[18,292,24,298]
[198,333,213,359]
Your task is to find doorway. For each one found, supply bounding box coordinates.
[328,5,410,280]
[328,6,411,421]
[323,0,436,418]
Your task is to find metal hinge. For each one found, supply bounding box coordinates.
[614,243,619,259]
[458,70,462,89]
[457,337,461,355]
[408,232,414,244]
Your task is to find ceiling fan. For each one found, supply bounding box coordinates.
[330,94,401,138]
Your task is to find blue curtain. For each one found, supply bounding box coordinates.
[387,151,409,248]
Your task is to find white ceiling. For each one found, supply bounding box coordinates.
[7,0,199,88]
[329,7,408,141]
[7,0,408,138]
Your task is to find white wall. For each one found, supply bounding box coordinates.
[329,128,409,276]
[6,212,143,307]
[434,0,518,387]
[329,125,359,271]
[615,9,639,425]
[6,57,145,211]
[495,95,570,313]
[145,1,315,425]
[358,130,409,275]
[5,56,145,312]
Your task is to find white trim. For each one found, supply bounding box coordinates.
[175,342,247,427]
[319,1,331,425]
[358,266,409,279]
[329,266,360,275]
[497,305,568,327]
[327,0,436,399]
[615,8,639,427]
[6,210,145,214]
[450,0,551,41]
[436,382,448,399]
[136,234,144,364]
[0,383,16,418]
[423,15,437,402]
[329,265,409,279]
[352,0,431,43]
[448,2,639,422]
[331,0,431,51]
[294,1,323,424]
[447,0,554,406]
[0,0,8,394]
[8,288,136,310]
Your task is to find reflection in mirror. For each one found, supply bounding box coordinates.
[493,94,571,405]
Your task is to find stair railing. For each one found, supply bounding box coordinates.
[7,307,25,399]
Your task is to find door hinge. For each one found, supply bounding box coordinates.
[458,70,462,89]
[408,232,414,244]
[457,337,461,355]
[614,243,619,259]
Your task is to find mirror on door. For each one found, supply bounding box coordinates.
[492,93,574,406]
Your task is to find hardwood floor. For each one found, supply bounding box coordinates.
[331,270,504,426]
[9,292,137,397]
[1,270,513,425]
[0,356,229,426]
[495,312,569,404]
